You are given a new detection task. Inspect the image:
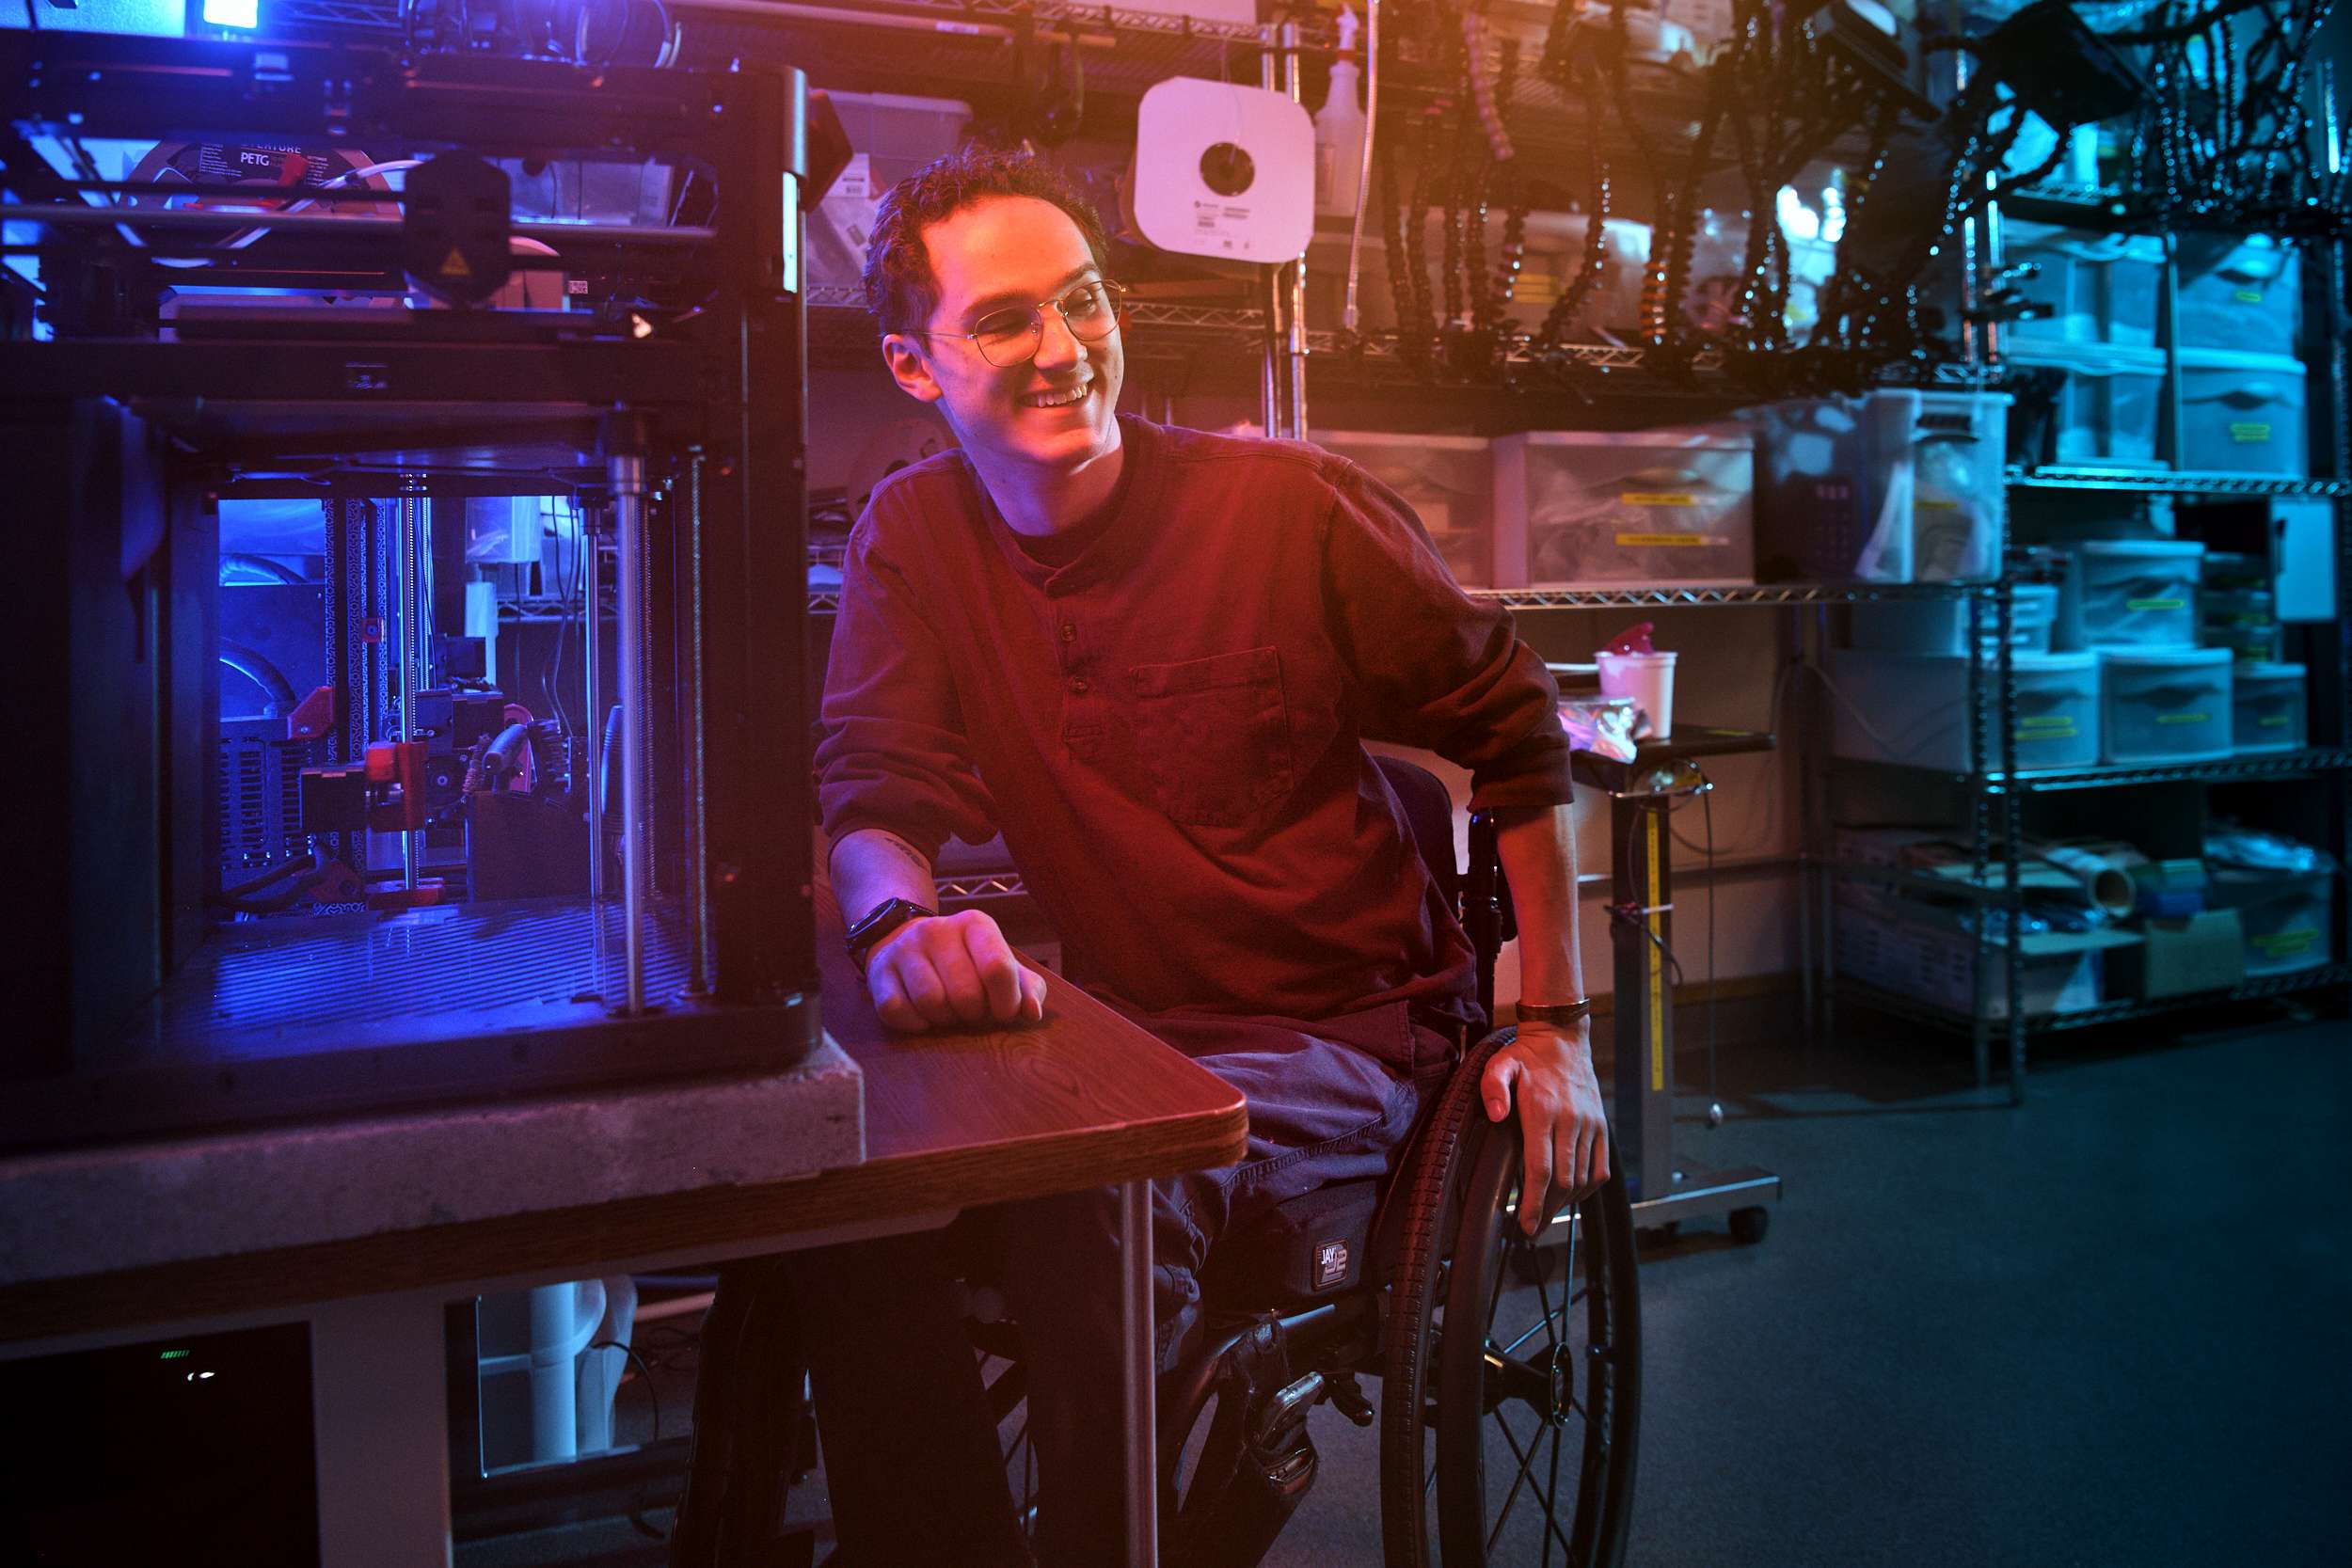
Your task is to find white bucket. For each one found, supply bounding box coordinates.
[1597,650,1678,739]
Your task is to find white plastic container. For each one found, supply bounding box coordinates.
[1850,584,2058,656]
[2073,538,2204,648]
[1494,428,1754,590]
[2232,660,2307,752]
[2002,219,2167,347]
[1747,389,2007,582]
[1597,649,1678,737]
[2177,348,2308,476]
[2006,342,2168,467]
[2099,647,2233,764]
[1312,430,1495,586]
[2206,864,2336,974]
[2174,233,2300,357]
[1828,649,2101,773]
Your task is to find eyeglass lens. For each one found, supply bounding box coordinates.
[972,282,1122,366]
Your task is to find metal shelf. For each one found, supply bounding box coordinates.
[2008,467,2352,498]
[1834,748,2352,794]
[1470,580,1994,610]
[1836,966,2348,1041]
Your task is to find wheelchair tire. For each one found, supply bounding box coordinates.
[1379,1031,1642,1568]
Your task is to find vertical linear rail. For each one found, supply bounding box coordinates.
[581,500,606,963]
[398,477,428,893]
[687,449,712,994]
[612,450,649,1016]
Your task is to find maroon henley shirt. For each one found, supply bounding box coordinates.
[816,415,1573,1026]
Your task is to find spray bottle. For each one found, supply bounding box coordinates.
[1314,8,1366,218]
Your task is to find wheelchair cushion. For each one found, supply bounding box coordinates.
[1200,1179,1382,1309]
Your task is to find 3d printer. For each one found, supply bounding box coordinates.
[1,31,819,1148]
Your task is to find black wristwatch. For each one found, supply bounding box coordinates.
[845,896,937,971]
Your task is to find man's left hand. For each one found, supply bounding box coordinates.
[1480,1023,1610,1237]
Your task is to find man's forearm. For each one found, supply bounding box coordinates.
[829,827,940,927]
[1492,802,1586,1008]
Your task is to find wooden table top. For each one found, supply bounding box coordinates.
[0,882,1247,1345]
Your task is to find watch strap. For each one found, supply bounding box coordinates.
[1516,996,1596,1027]
[845,896,938,968]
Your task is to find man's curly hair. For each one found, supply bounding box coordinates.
[862,147,1113,340]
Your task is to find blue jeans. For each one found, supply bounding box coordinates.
[785,1000,1459,1568]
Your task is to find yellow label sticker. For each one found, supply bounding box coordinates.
[2233,288,2265,304]
[2125,597,2185,611]
[1619,492,1699,506]
[2155,711,2211,724]
[2229,421,2273,444]
[440,246,473,278]
[2017,716,2076,730]
[1918,498,1962,511]
[1615,533,1710,547]
[2252,929,2315,955]
[2260,715,2291,727]
[2014,723,2077,740]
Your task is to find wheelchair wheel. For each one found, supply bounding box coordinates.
[1380,1032,1641,1568]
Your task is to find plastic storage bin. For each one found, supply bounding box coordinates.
[2006,342,2167,467]
[2072,538,2203,648]
[2232,660,2307,752]
[1850,584,2058,656]
[2201,584,2284,663]
[2002,219,2166,347]
[1747,389,2005,582]
[1312,431,1496,586]
[2177,348,2308,476]
[2207,864,2337,974]
[1493,428,1754,590]
[2174,232,2300,357]
[2099,647,2233,764]
[807,92,973,293]
[1828,649,2101,772]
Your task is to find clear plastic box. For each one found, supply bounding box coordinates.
[2002,218,2166,348]
[2231,660,2307,752]
[2201,585,2284,663]
[2098,647,2233,764]
[1850,584,2058,657]
[2007,342,2168,467]
[2177,348,2308,476]
[1828,649,2101,773]
[2072,538,2203,648]
[2174,233,2300,357]
[1746,389,2005,582]
[807,92,974,294]
[1311,430,1497,587]
[1493,428,1754,590]
[2207,864,2336,974]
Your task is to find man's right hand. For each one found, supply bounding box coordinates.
[864,908,1049,1033]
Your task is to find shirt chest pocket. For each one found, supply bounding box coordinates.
[1127,646,1295,830]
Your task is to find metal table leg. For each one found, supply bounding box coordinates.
[1119,1178,1158,1568]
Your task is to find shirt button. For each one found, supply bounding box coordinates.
[1070,677,1089,694]
[1060,624,1076,642]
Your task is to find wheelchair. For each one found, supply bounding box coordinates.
[675,755,1641,1568]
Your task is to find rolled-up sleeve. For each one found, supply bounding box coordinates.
[814,515,997,863]
[1319,461,1573,811]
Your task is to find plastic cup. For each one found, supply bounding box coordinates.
[1596,650,1678,739]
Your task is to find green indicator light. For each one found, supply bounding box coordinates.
[159,1349,192,1360]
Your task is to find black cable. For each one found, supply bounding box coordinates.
[588,1338,664,1445]
[2103,0,2274,44]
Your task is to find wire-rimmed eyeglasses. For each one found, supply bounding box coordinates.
[914,278,1129,368]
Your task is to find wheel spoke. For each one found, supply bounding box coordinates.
[1542,1419,1563,1568]
[1486,1405,1547,1556]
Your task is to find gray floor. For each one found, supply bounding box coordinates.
[466,1006,2352,1567]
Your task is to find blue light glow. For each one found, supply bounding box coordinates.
[202,0,260,28]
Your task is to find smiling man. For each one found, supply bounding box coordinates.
[792,148,1604,1566]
